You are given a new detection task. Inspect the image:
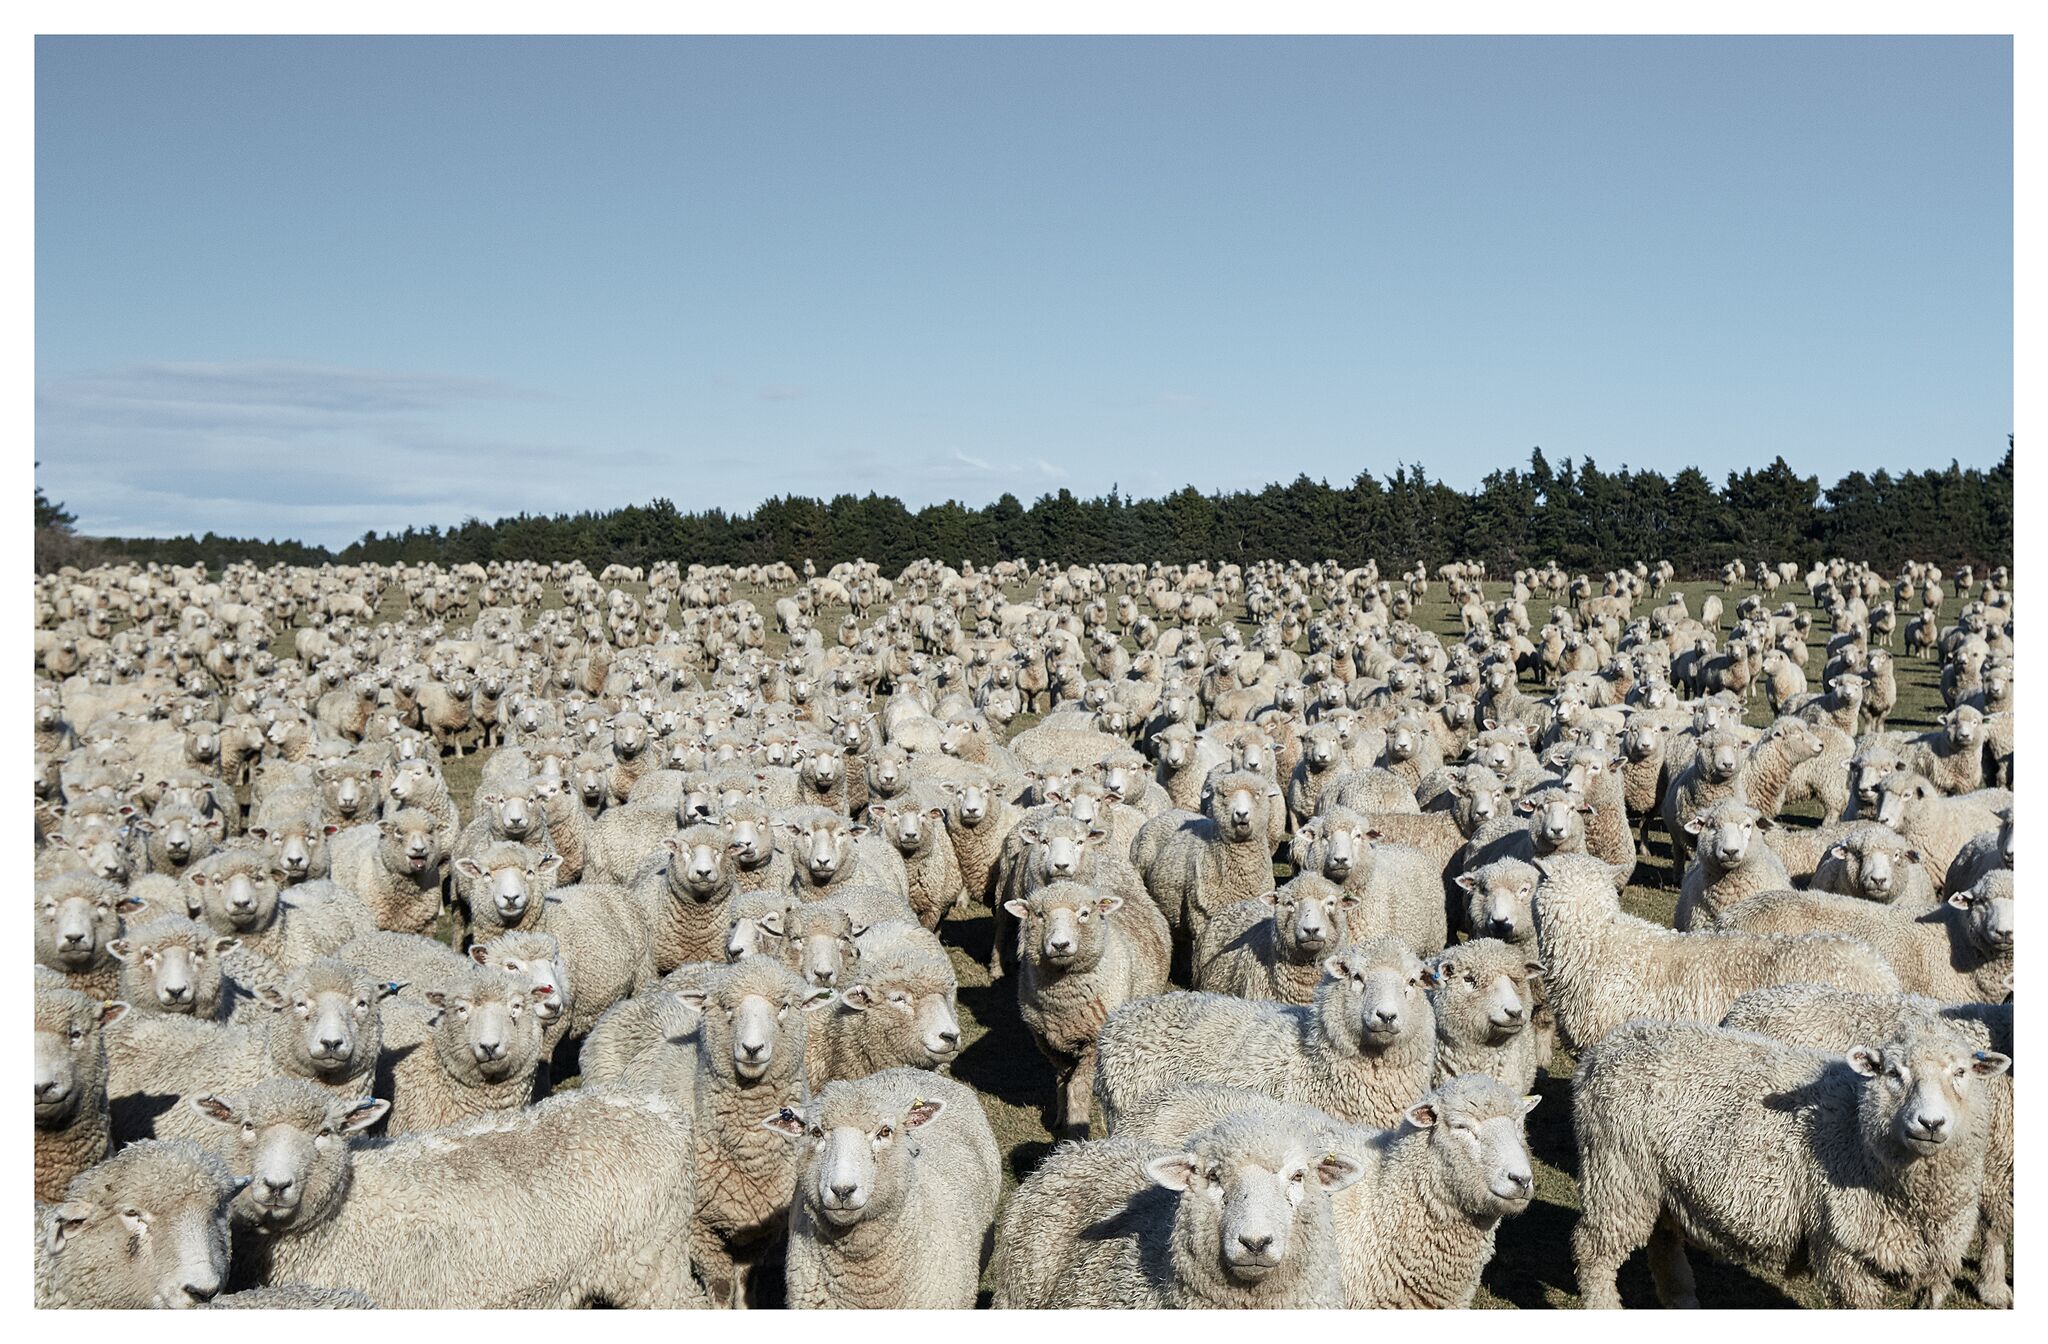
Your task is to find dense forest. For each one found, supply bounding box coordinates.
[35,446,2013,578]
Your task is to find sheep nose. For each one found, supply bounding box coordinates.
[1504,1171,1533,1195]
[1485,918,1515,939]
[476,1040,503,1061]
[1374,1009,1399,1026]
[935,1028,960,1049]
[61,930,85,946]
[180,1281,221,1304]
[164,984,191,1002]
[319,1036,346,1055]
[1237,1233,1274,1255]
[1048,937,1074,956]
[262,1175,294,1196]
[1914,1113,1947,1137]
[36,1079,62,1100]
[830,1181,860,1202]
[739,1040,766,1060]
[1500,1003,1525,1021]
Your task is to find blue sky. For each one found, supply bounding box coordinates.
[36,36,2012,549]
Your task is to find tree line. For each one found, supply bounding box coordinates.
[36,445,2013,579]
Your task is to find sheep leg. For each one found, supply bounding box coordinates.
[1813,1245,1889,1308]
[1978,1215,2011,1307]
[1060,1049,1097,1140]
[1573,1158,1660,1309]
[1646,1212,1699,1308]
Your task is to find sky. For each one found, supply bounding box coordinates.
[35,36,2013,550]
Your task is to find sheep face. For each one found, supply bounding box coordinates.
[1145,1115,1362,1287]
[839,968,961,1069]
[1824,829,1919,903]
[870,801,943,858]
[720,808,776,870]
[376,811,442,878]
[1455,859,1541,946]
[1020,817,1107,885]
[767,1092,948,1228]
[1007,883,1121,972]
[40,1142,244,1308]
[1318,939,1434,1055]
[678,961,827,1084]
[35,983,124,1128]
[1410,1079,1539,1217]
[247,814,337,883]
[188,1082,385,1231]
[1518,792,1591,853]
[1429,941,1538,1046]
[109,921,237,1015]
[1270,878,1355,960]
[780,908,858,989]
[1872,772,1935,831]
[1847,1025,2009,1159]
[261,965,396,1081]
[787,817,865,884]
[1207,774,1270,844]
[457,850,561,924]
[663,829,736,901]
[1687,804,1768,869]
[36,875,133,971]
[424,973,544,1084]
[1951,874,2013,955]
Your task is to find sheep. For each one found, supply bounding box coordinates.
[1110,1078,1539,1308]
[465,928,574,1075]
[1714,871,2011,1001]
[765,1068,1001,1309]
[191,1079,706,1308]
[672,957,835,1307]
[867,791,965,928]
[1872,769,2013,882]
[36,871,141,1000]
[1194,872,1360,1004]
[134,799,225,877]
[1811,823,1939,906]
[35,972,127,1202]
[378,755,461,857]
[805,922,964,1085]
[1675,799,1792,931]
[782,805,909,896]
[373,965,549,1134]
[626,822,742,973]
[185,859,376,974]
[582,799,687,885]
[1657,728,1748,869]
[34,1139,244,1308]
[1845,737,1908,821]
[1898,705,1989,796]
[1132,769,1283,958]
[1094,936,1438,1132]
[201,1285,378,1308]
[1717,984,2014,1308]
[1572,1017,2008,1308]
[325,809,447,935]
[1006,880,1171,1135]
[1529,852,1900,1051]
[1427,938,1546,1092]
[1945,806,2012,896]
[417,673,475,756]
[990,1107,1364,1308]
[450,840,564,942]
[1293,807,1447,956]
[108,916,242,1020]
[534,881,659,1038]
[243,807,338,887]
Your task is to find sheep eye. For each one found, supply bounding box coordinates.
[69,1027,84,1044]
[808,1125,824,1139]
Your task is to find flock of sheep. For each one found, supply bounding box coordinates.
[32,551,2014,1309]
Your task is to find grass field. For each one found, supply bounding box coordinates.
[332,568,1976,1309]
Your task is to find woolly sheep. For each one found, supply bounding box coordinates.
[1945,807,2012,897]
[325,809,447,935]
[36,871,139,1000]
[1452,856,1541,948]
[1006,880,1171,1135]
[990,1107,1363,1308]
[450,840,564,942]
[1810,823,1940,906]
[867,790,966,928]
[1194,873,1360,1004]
[1427,938,1546,1092]
[1529,852,1900,1050]
[108,917,241,1021]
[35,1139,244,1308]
[1675,799,1791,931]
[1714,872,2011,1001]
[193,1079,706,1307]
[533,881,659,1037]
[626,822,743,973]
[1572,1017,2008,1308]
[1872,770,2013,885]
[35,971,127,1202]
[1294,806,1447,956]
[805,921,963,1085]
[1132,769,1282,957]
[1095,936,1438,1132]
[766,1068,1001,1309]
[1718,984,2014,1308]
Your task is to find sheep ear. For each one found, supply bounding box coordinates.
[1946,889,1973,911]
[107,938,135,964]
[800,985,835,1011]
[673,988,710,1013]
[1314,1150,1364,1193]
[98,999,130,1028]
[45,1201,96,1253]
[1825,843,1850,863]
[1321,953,1356,982]
[1754,815,1775,831]
[1403,1100,1441,1130]
[903,1097,945,1129]
[338,1097,389,1133]
[762,1106,807,1138]
[257,986,289,1012]
[839,985,876,1012]
[1683,815,1704,836]
[1097,894,1123,916]
[1453,872,1481,893]
[212,937,239,957]
[1145,1153,1199,1192]
[189,1093,238,1127]
[1846,1046,1884,1078]
[1523,960,1546,982]
[1971,1051,2012,1078]
[455,859,485,879]
[1003,899,1030,919]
